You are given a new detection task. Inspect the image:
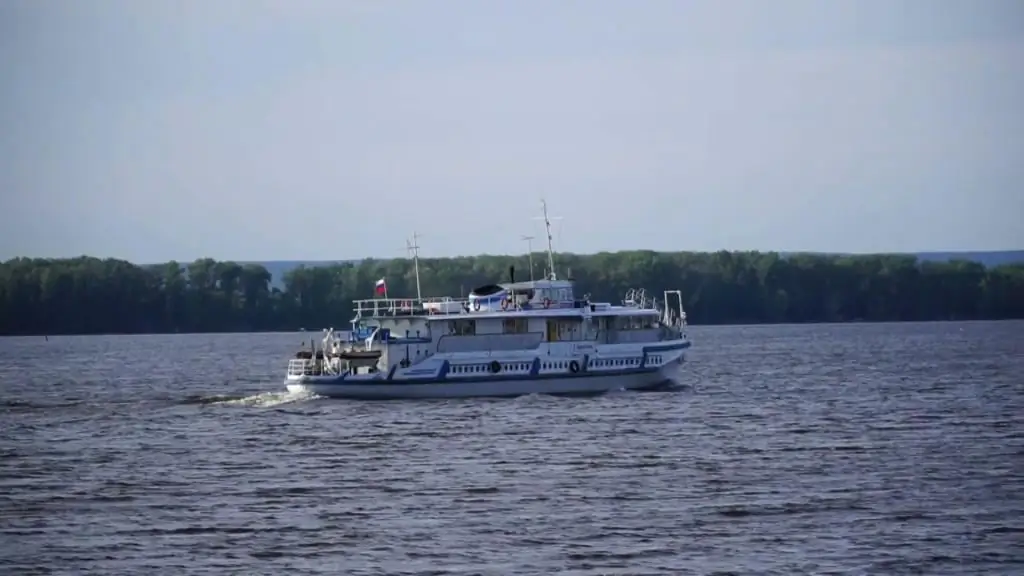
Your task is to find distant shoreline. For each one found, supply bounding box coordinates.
[2,250,1022,335]
[230,249,1024,288]
[7,318,1023,339]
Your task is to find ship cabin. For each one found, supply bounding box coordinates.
[431,278,666,352]
[346,277,668,353]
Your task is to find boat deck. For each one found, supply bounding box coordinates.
[351,296,660,320]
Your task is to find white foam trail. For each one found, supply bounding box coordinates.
[212,389,320,408]
[512,391,559,403]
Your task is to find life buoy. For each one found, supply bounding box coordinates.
[489,360,502,373]
[500,299,509,311]
[569,360,580,373]
[472,300,481,311]
[543,298,552,309]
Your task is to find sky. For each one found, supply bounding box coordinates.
[1,0,1023,263]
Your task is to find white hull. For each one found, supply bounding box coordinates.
[286,357,684,400]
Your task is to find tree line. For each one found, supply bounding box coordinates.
[0,251,1022,335]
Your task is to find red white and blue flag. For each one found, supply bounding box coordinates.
[374,277,387,296]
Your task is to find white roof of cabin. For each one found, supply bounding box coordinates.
[500,279,574,291]
[425,306,658,321]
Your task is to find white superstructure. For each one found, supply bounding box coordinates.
[283,201,691,399]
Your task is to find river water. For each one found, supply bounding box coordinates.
[1,321,1022,575]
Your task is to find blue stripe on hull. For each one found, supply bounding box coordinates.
[643,341,691,353]
[297,383,677,401]
[287,373,682,400]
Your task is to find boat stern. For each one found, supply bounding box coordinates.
[284,356,340,383]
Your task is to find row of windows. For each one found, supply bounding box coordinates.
[590,355,664,367]
[450,361,569,373]
[536,288,574,302]
[447,315,659,337]
[534,358,661,370]
[599,316,659,330]
[447,356,667,375]
[593,357,641,368]
[450,363,531,374]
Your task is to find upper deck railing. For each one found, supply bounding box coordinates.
[288,358,325,377]
[351,288,681,320]
[352,296,470,318]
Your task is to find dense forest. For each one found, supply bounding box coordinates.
[1,251,1022,335]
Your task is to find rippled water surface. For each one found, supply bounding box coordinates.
[2,321,1023,575]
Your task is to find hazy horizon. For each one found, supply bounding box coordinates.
[5,249,1024,267]
[3,1,1023,262]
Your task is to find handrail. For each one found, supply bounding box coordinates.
[288,356,348,377]
[352,296,470,318]
[288,358,325,377]
[351,289,682,318]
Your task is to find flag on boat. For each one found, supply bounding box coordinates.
[374,277,387,295]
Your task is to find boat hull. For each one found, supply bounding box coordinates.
[285,359,685,400]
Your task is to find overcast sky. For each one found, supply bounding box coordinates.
[2,0,1022,263]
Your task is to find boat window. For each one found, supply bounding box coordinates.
[610,315,658,331]
[450,319,476,336]
[547,319,576,341]
[502,317,529,334]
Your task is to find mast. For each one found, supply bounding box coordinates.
[407,231,423,301]
[540,199,557,281]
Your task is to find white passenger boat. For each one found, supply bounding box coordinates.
[283,203,692,399]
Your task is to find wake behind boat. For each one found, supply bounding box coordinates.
[283,202,691,399]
